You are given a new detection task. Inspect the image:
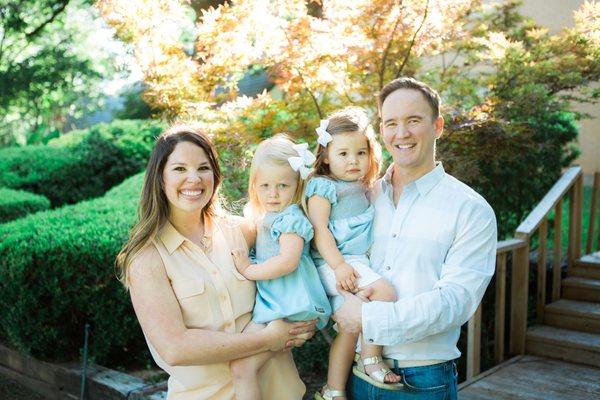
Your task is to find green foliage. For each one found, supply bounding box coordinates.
[0,0,119,146]
[438,110,580,238]
[0,188,51,223]
[0,173,149,367]
[114,83,155,120]
[0,120,164,206]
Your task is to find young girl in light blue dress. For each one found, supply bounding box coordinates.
[306,107,401,400]
[230,134,331,400]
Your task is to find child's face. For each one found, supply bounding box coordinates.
[255,164,299,213]
[325,132,370,182]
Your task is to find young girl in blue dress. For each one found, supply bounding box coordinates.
[230,134,331,400]
[307,107,400,400]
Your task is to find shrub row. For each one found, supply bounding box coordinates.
[0,173,150,367]
[0,120,165,207]
[0,188,51,223]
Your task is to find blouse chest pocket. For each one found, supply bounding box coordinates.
[171,278,214,329]
[172,278,205,299]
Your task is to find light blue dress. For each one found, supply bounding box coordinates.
[252,204,331,329]
[305,176,375,266]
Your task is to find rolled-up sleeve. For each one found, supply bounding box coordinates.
[362,200,497,346]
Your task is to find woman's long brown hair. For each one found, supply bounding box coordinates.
[116,124,222,287]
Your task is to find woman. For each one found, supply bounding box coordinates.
[116,124,315,399]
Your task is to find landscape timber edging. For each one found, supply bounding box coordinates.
[0,343,166,400]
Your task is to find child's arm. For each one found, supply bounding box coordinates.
[307,195,360,292]
[231,233,304,281]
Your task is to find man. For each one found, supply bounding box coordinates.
[334,77,497,400]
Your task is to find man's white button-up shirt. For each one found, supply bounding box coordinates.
[363,163,497,362]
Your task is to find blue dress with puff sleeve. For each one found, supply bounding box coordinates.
[305,176,374,267]
[252,204,331,329]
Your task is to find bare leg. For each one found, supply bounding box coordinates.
[324,330,359,399]
[230,322,273,400]
[359,278,401,384]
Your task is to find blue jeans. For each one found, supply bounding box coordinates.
[349,360,458,400]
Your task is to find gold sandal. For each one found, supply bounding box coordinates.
[352,355,404,390]
[314,385,346,400]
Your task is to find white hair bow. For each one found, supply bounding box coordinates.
[315,119,332,147]
[288,143,316,179]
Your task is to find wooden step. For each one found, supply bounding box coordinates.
[562,277,600,302]
[526,325,600,368]
[544,299,600,334]
[570,252,600,279]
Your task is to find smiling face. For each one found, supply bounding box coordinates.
[325,132,370,182]
[380,88,444,178]
[162,141,215,218]
[254,163,299,213]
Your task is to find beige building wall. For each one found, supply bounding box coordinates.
[519,0,600,177]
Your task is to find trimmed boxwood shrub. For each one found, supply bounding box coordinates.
[0,188,51,223]
[0,120,165,207]
[0,173,149,367]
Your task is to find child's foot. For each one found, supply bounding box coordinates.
[363,356,401,384]
[316,385,346,400]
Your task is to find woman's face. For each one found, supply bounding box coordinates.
[162,141,215,217]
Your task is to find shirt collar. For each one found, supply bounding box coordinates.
[382,162,445,196]
[158,217,213,254]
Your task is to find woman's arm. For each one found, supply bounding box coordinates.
[307,195,359,291]
[128,245,314,367]
[233,233,304,281]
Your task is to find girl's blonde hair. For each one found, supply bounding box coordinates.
[312,106,382,186]
[245,133,306,221]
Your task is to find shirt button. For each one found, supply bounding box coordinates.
[368,338,374,343]
[391,233,397,238]
[386,266,391,271]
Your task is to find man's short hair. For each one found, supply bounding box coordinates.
[377,77,441,120]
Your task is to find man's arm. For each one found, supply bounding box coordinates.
[337,200,497,345]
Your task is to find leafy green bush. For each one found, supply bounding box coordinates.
[0,188,51,223]
[0,120,164,207]
[0,173,149,367]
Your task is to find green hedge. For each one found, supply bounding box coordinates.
[0,120,164,207]
[0,169,329,372]
[0,173,149,367]
[0,188,51,223]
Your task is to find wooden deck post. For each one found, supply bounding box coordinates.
[510,241,529,355]
[568,175,583,271]
[466,304,482,380]
[495,252,507,364]
[536,218,547,324]
[552,199,563,302]
[586,172,599,254]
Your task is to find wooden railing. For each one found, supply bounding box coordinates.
[464,166,584,381]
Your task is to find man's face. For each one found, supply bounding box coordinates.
[380,88,443,175]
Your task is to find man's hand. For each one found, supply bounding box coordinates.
[332,285,363,334]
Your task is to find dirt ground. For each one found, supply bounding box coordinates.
[0,373,48,400]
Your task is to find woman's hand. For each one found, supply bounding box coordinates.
[333,262,360,292]
[231,249,251,275]
[263,319,317,352]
